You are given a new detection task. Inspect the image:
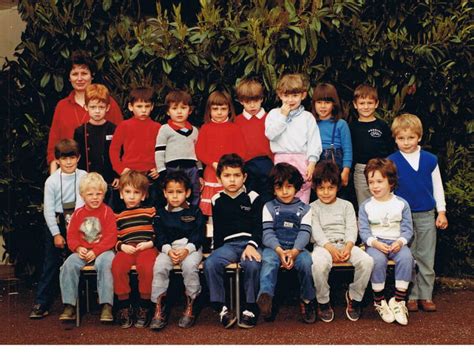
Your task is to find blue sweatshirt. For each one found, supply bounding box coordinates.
[317,118,353,168]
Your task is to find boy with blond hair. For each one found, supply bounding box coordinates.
[235,79,273,203]
[265,74,322,203]
[155,90,202,206]
[29,139,87,319]
[59,172,116,322]
[350,84,394,205]
[388,113,448,312]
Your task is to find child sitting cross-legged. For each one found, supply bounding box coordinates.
[150,170,206,331]
[359,158,414,326]
[257,163,316,324]
[59,172,116,323]
[112,170,158,329]
[310,161,373,322]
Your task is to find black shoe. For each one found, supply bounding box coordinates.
[219,306,237,329]
[300,299,316,324]
[318,302,335,323]
[135,306,151,328]
[29,304,49,319]
[238,310,257,329]
[257,293,272,319]
[345,291,362,321]
[118,306,134,329]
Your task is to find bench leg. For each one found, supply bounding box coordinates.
[85,278,90,313]
[76,280,81,327]
[235,267,240,323]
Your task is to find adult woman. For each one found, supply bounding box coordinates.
[46,50,123,173]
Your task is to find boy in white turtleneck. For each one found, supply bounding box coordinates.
[29,139,86,319]
[389,113,448,313]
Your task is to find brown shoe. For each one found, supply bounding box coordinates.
[419,299,437,312]
[407,299,419,312]
[178,295,196,329]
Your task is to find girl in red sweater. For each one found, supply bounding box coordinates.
[195,91,246,216]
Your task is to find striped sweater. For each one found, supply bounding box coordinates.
[114,206,156,251]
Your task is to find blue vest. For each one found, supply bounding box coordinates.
[389,150,437,212]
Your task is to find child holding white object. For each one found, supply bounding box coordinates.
[265,74,322,203]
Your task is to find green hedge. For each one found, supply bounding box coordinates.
[1,0,472,276]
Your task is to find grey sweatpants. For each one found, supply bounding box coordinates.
[312,245,373,304]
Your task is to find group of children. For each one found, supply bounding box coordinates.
[29,73,448,330]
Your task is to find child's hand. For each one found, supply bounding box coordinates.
[373,240,390,254]
[54,234,66,249]
[111,178,120,189]
[175,248,190,262]
[212,162,218,170]
[280,103,291,117]
[286,249,300,270]
[76,246,88,259]
[135,241,153,252]
[339,242,353,262]
[121,244,137,255]
[276,247,290,269]
[148,168,159,180]
[389,240,403,254]
[341,168,350,187]
[435,212,448,230]
[305,162,316,181]
[324,243,343,263]
[199,177,205,191]
[168,249,181,265]
[241,245,261,262]
[85,250,96,263]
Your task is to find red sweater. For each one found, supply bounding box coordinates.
[109,116,161,174]
[67,203,117,256]
[195,121,247,182]
[47,91,123,163]
[235,112,273,161]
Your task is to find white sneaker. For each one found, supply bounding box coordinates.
[389,297,409,325]
[374,299,395,323]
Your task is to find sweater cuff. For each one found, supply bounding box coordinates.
[247,240,258,249]
[397,237,408,246]
[49,224,60,236]
[162,244,172,255]
[366,237,377,247]
[185,243,196,254]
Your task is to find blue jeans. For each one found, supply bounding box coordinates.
[258,247,315,301]
[204,240,261,305]
[60,251,115,306]
[34,226,68,308]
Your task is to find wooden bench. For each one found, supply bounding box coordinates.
[76,240,396,327]
[76,255,241,327]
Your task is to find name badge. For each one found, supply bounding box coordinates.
[106,135,113,141]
